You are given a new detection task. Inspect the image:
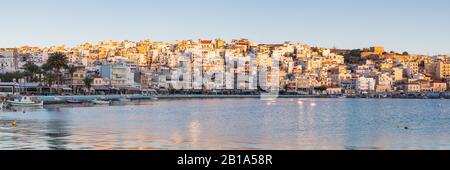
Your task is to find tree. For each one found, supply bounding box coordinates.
[67,65,77,76]
[43,71,58,94]
[67,65,77,86]
[0,71,25,82]
[402,51,409,56]
[22,61,41,82]
[83,76,94,94]
[44,52,69,72]
[43,52,69,85]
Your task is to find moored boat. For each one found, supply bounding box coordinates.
[7,96,44,107]
[92,99,111,104]
[67,99,83,104]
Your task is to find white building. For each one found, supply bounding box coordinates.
[100,60,136,88]
[17,52,48,69]
[0,54,16,73]
[355,77,376,93]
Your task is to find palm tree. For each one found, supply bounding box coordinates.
[46,52,69,71]
[83,76,94,94]
[42,52,69,85]
[67,65,77,91]
[22,61,40,82]
[43,71,58,94]
[67,65,77,78]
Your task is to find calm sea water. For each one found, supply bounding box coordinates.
[0,98,449,150]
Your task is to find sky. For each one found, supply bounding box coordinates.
[1,0,449,55]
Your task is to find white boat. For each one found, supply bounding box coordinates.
[338,95,347,99]
[92,99,111,104]
[67,99,83,104]
[8,96,44,106]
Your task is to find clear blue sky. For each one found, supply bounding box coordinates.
[1,0,449,55]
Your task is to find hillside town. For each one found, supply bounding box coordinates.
[0,39,449,98]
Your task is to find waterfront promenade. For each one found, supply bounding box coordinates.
[35,95,156,104]
[29,93,450,104]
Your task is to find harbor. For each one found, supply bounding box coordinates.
[0,98,449,150]
[1,92,448,108]
[36,94,158,104]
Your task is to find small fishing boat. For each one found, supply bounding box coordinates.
[8,96,44,107]
[92,99,111,104]
[67,99,83,104]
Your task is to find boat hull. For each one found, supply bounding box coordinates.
[92,100,111,104]
[9,102,44,107]
[67,100,83,104]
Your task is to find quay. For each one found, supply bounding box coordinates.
[36,95,156,104]
[157,94,322,99]
[33,94,325,104]
[14,93,449,105]
[155,94,450,99]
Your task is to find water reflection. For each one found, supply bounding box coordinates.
[0,99,449,150]
[45,120,70,150]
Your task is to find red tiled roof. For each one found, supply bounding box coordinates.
[199,40,212,44]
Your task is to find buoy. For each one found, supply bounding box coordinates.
[12,120,17,127]
[404,126,409,130]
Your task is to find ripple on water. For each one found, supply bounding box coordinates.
[0,98,449,150]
